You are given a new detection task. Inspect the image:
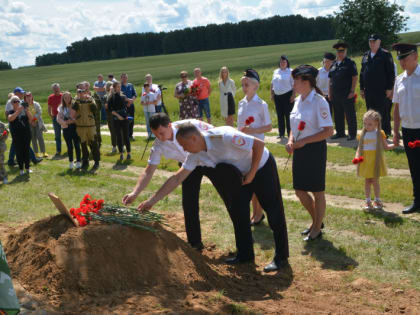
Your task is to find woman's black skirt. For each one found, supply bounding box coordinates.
[292,140,327,192]
[227,92,235,115]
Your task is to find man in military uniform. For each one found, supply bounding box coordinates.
[392,43,420,214]
[83,81,102,148]
[360,34,395,136]
[0,121,9,184]
[72,89,100,170]
[329,42,358,140]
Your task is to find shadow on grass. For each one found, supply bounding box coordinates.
[302,238,358,271]
[57,168,95,177]
[8,173,30,185]
[112,159,133,171]
[363,208,404,227]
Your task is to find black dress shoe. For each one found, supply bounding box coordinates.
[347,135,356,141]
[250,214,265,226]
[300,222,324,235]
[81,161,89,169]
[33,158,43,164]
[303,231,322,242]
[225,256,254,265]
[331,134,346,139]
[263,259,289,272]
[402,204,420,214]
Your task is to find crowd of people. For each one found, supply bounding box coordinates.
[1,37,419,269]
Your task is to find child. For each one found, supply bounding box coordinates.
[141,83,157,138]
[0,121,9,184]
[355,110,394,210]
[237,69,272,225]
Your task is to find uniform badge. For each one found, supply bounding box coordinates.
[321,111,328,119]
[232,135,246,146]
[198,122,209,131]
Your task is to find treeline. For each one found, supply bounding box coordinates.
[35,15,336,66]
[0,60,12,70]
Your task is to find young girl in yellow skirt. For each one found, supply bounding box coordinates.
[355,110,395,210]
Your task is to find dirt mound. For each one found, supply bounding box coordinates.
[5,215,220,305]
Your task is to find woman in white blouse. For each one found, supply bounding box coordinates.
[287,65,334,241]
[316,52,335,117]
[271,56,295,138]
[218,66,237,126]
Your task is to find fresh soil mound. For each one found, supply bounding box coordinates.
[5,215,219,302]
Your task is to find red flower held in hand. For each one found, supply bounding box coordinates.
[33,117,38,122]
[358,156,364,163]
[298,121,306,131]
[2,130,7,137]
[245,116,255,126]
[408,140,420,149]
[352,156,364,164]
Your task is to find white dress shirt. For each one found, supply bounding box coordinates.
[237,94,271,140]
[148,119,213,165]
[392,64,420,129]
[316,66,330,96]
[290,89,333,140]
[271,68,294,95]
[182,126,270,175]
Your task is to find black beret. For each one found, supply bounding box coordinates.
[324,52,336,60]
[333,42,349,49]
[244,68,260,83]
[292,65,319,78]
[392,42,418,60]
[369,34,380,41]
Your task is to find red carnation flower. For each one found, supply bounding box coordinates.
[352,158,359,164]
[358,156,364,163]
[97,199,104,210]
[248,116,255,123]
[33,117,38,122]
[2,130,8,136]
[298,121,306,131]
[415,140,420,147]
[245,119,250,125]
[76,215,88,227]
[408,141,416,149]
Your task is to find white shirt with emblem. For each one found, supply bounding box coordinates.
[237,94,271,140]
[182,126,270,175]
[316,66,330,96]
[148,119,213,165]
[290,89,333,140]
[271,68,294,95]
[392,64,420,129]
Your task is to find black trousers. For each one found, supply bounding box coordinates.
[81,140,100,163]
[402,128,420,205]
[181,164,253,258]
[13,131,31,170]
[365,90,392,135]
[106,111,117,147]
[127,104,135,138]
[239,154,289,261]
[274,90,293,137]
[63,124,81,162]
[331,95,357,137]
[113,119,131,153]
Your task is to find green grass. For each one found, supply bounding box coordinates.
[1,133,419,292]
[2,31,419,129]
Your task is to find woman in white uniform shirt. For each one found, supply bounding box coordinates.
[316,52,335,116]
[287,65,334,241]
[238,69,272,225]
[218,66,237,126]
[271,55,295,138]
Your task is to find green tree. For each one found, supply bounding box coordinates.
[0,60,12,70]
[335,0,408,53]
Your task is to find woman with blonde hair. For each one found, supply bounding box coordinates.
[24,91,47,158]
[218,66,237,126]
[57,92,81,169]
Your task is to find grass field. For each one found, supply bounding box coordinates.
[1,31,420,128]
[1,32,420,313]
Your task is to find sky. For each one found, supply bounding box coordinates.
[0,0,419,68]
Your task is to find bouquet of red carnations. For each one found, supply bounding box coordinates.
[70,194,165,232]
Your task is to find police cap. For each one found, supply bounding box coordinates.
[292,65,319,78]
[332,42,349,49]
[392,43,418,60]
[369,34,380,41]
[324,52,335,60]
[244,68,260,83]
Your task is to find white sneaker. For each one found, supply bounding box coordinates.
[19,170,24,176]
[26,169,33,174]
[75,162,82,169]
[111,147,117,153]
[2,178,8,184]
[69,161,74,169]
